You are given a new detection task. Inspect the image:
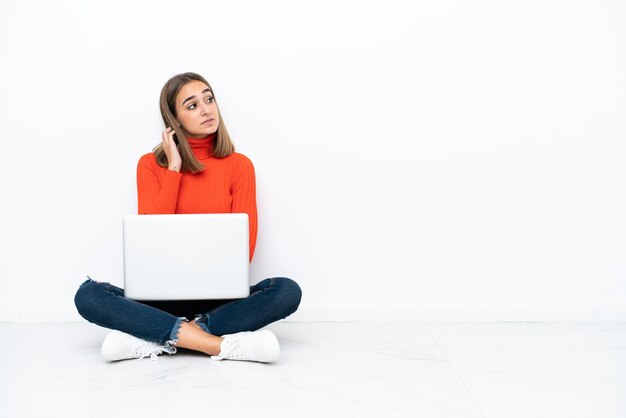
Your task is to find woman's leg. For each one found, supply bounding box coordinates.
[75,276,302,357]
[193,277,302,336]
[74,277,193,352]
[174,321,223,355]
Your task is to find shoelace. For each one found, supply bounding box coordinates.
[132,341,175,362]
[221,335,254,360]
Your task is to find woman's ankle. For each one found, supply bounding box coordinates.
[175,321,224,356]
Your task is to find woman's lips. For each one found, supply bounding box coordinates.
[202,119,215,125]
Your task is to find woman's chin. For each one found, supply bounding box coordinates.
[188,127,217,138]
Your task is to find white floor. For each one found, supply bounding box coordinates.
[1,321,625,418]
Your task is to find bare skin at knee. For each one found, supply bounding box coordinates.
[174,320,224,356]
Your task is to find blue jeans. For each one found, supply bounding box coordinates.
[74,276,302,351]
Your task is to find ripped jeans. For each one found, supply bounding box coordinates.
[74,276,302,352]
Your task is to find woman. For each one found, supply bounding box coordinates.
[74,72,302,363]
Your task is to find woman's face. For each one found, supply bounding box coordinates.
[174,80,220,138]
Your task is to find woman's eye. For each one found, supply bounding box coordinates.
[187,103,196,110]
[206,96,214,103]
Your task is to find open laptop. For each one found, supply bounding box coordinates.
[122,213,250,301]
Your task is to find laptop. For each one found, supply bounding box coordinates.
[122,213,251,301]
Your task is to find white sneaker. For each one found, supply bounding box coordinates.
[212,330,280,363]
[101,330,176,362]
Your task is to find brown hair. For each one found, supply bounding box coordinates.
[154,72,235,173]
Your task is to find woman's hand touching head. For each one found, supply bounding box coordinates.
[162,127,182,172]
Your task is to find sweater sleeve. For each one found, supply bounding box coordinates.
[231,154,258,262]
[137,153,183,214]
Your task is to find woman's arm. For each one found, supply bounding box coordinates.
[137,154,183,214]
[137,128,184,214]
[231,155,258,262]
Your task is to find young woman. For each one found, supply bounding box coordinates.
[74,72,302,363]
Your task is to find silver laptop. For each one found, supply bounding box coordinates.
[123,213,250,301]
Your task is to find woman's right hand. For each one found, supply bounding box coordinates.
[162,127,182,172]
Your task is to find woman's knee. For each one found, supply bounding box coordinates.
[272,277,302,315]
[74,279,106,320]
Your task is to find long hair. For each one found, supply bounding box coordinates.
[154,72,235,173]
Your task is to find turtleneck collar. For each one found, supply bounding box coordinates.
[186,133,216,160]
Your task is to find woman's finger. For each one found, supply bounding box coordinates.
[163,129,174,144]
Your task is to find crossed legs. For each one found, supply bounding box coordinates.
[75,276,302,358]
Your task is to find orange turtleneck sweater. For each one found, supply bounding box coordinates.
[136,133,257,262]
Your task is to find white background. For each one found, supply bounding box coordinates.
[0,0,624,321]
